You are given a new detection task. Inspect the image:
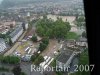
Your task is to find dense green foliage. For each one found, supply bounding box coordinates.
[31,35,37,42]
[38,37,49,52]
[31,52,39,62]
[71,50,90,75]
[36,16,71,39]
[0,56,20,64]
[34,55,44,66]
[75,16,85,27]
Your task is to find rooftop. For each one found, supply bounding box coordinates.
[77,37,87,42]
[57,48,74,63]
[10,26,23,38]
[0,38,6,52]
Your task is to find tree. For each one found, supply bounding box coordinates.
[42,37,49,45]
[34,55,44,66]
[75,16,85,27]
[8,38,13,46]
[38,37,49,52]
[71,50,90,75]
[39,43,47,52]
[31,53,39,62]
[31,35,37,42]
[36,16,71,39]
[12,66,21,75]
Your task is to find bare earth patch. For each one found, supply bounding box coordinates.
[41,39,58,57]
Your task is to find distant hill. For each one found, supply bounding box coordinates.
[0,0,83,8]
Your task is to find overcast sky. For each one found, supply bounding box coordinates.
[0,0,3,3]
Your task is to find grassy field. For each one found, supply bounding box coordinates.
[66,32,79,39]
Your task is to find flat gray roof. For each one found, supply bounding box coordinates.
[0,38,6,52]
[10,26,23,38]
[57,48,73,63]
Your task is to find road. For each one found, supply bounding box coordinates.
[20,62,43,75]
[4,31,27,56]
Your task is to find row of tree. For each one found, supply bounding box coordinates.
[38,37,49,52]
[0,56,20,64]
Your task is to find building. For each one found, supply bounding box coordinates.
[56,48,76,70]
[9,26,23,43]
[65,40,76,47]
[22,22,29,30]
[0,38,7,53]
[76,37,88,47]
[0,21,16,34]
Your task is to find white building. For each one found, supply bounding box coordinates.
[27,12,30,17]
[10,26,23,43]
[0,38,7,53]
[25,23,29,30]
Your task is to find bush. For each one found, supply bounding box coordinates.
[31,35,37,42]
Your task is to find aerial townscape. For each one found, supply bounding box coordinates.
[0,0,89,75]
